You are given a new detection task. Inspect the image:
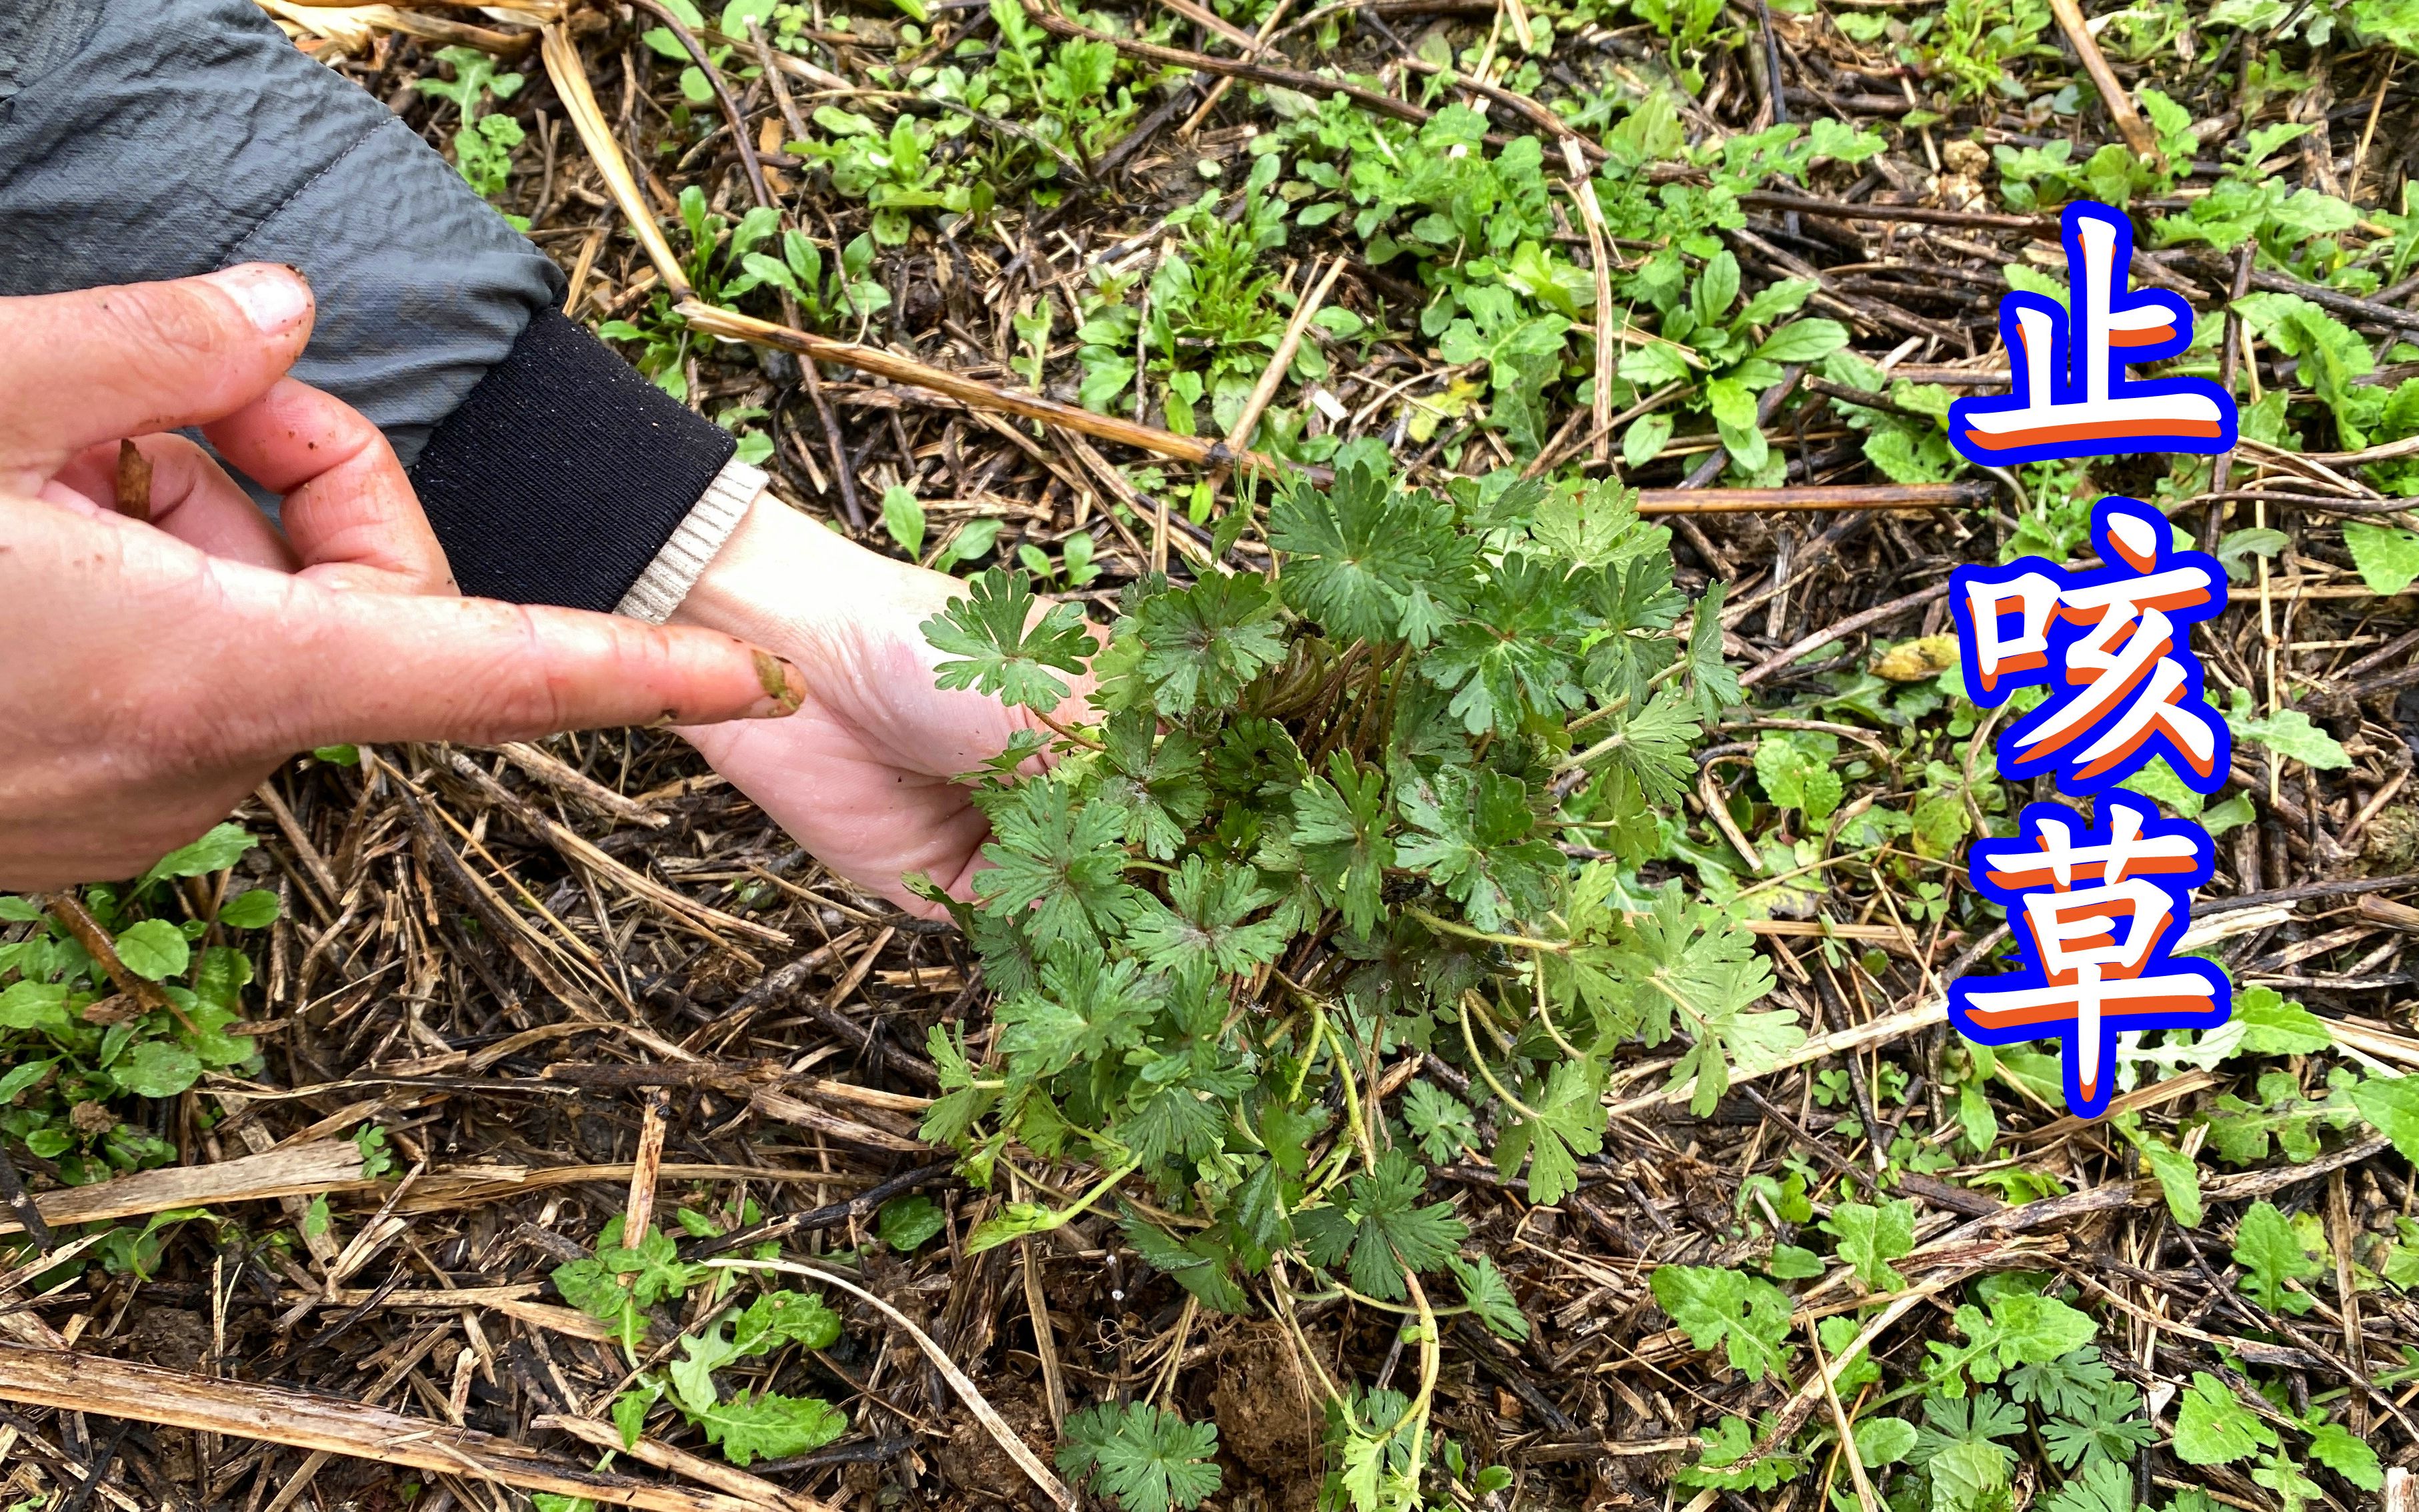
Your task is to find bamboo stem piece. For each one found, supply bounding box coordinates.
[2046,0,2157,159]
[542,25,688,297]
[679,300,1292,474]
[1225,255,1346,456]
[0,1345,761,1512]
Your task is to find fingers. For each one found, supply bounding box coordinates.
[256,579,811,752]
[0,269,425,591]
[204,377,451,594]
[49,435,298,572]
[0,265,313,483]
[0,503,805,893]
[47,374,445,593]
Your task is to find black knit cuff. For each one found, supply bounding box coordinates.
[407,307,737,612]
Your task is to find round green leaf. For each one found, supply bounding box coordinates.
[219,889,281,930]
[0,1059,55,1101]
[2352,1073,2419,1163]
[113,919,189,982]
[141,822,257,884]
[0,981,71,1033]
[1854,1416,1918,1468]
[879,1194,947,1252]
[116,1040,202,1099]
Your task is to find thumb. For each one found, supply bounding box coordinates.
[255,579,810,751]
[0,265,313,482]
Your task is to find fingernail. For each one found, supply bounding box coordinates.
[201,263,313,335]
[746,651,807,718]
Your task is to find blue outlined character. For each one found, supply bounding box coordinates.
[1948,201,2236,466]
[1951,791,2230,1120]
[1952,497,2230,796]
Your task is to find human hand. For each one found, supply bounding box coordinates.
[671,497,1085,917]
[0,267,807,887]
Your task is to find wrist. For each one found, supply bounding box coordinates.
[673,488,939,650]
[674,486,837,642]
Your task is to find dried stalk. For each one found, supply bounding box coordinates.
[2046,0,2158,158]
[707,1256,1077,1510]
[0,1344,763,1512]
[541,25,687,297]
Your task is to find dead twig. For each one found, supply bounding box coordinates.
[0,1345,764,1512]
[2046,0,2158,158]
[707,1255,1077,1510]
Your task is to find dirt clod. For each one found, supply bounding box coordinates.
[933,1376,1056,1507]
[1209,1328,1320,1489]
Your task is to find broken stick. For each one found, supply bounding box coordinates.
[0,1344,767,1512]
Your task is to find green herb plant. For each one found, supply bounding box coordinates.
[1251,96,1879,465]
[1634,0,1733,61]
[417,45,526,209]
[1075,166,1301,441]
[1656,937,2417,1512]
[1017,529,1101,587]
[602,185,894,402]
[792,106,987,245]
[1609,249,1847,482]
[598,187,775,399]
[609,182,904,401]
[878,484,1008,573]
[1058,1402,1224,1512]
[911,451,1780,1509]
[550,1209,850,1468]
[641,0,779,105]
[981,0,1143,190]
[0,824,276,1186]
[726,220,894,336]
[1917,0,2056,102]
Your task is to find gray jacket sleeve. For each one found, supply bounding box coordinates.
[0,0,555,467]
[0,0,751,615]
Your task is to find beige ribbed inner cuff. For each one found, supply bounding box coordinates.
[611,456,767,623]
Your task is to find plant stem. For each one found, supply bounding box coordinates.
[1406,906,1568,954]
[973,1155,1140,1252]
[1266,1261,1347,1407]
[1391,1269,1444,1486]
[1288,1285,1478,1317]
[1327,1017,1379,1174]
[1286,999,1329,1103]
[1456,993,1543,1123]
[1728,844,1886,903]
[1532,963,1586,1063]
[1031,707,1105,750]
[1299,1016,1378,1204]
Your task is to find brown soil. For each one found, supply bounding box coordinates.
[1208,1326,1322,1509]
[932,1374,1057,1509]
